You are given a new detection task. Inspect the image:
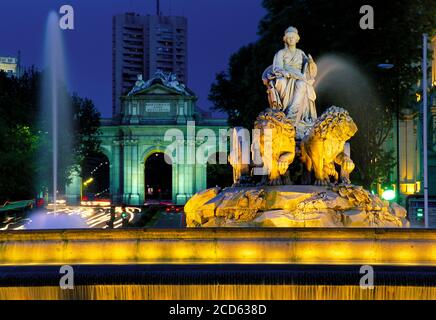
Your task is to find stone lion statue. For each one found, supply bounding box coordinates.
[301,106,358,185]
[253,108,296,185]
[228,127,250,186]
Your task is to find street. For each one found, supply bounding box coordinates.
[148,210,186,227]
[0,206,136,230]
[0,206,186,230]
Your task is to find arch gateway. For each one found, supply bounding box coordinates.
[66,72,228,205]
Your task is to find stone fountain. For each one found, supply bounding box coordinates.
[185,26,408,228]
[2,18,434,301]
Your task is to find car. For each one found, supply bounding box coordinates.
[164,204,183,213]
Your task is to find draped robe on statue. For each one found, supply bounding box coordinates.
[263,48,317,126]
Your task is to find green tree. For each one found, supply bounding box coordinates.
[71,95,102,178]
[210,0,435,188]
[0,69,40,202]
[0,124,39,201]
[207,162,234,189]
[0,70,101,203]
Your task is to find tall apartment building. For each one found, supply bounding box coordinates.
[112,12,188,118]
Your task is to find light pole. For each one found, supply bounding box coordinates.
[422,34,429,228]
[81,177,94,203]
[377,63,400,203]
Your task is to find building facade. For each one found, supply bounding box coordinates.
[0,54,21,77]
[382,35,436,226]
[112,12,188,118]
[67,72,228,206]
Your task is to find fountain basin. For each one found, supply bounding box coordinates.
[1,264,436,300]
[2,228,436,300]
[1,228,436,266]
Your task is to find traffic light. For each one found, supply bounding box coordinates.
[381,189,396,201]
[416,208,424,221]
[121,212,128,219]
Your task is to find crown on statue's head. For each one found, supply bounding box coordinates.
[284,26,299,36]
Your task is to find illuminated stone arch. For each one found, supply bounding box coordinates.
[66,72,229,206]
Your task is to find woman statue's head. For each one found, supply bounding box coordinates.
[283,26,300,46]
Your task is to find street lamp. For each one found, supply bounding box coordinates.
[377,63,400,204]
[422,34,429,228]
[381,188,396,201]
[378,63,394,70]
[81,177,94,201]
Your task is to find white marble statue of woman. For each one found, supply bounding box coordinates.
[262,27,318,129]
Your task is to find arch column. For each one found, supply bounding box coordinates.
[122,138,140,205]
[138,155,145,205]
[173,140,193,205]
[171,142,209,205]
[195,163,207,192]
[65,166,82,205]
[110,140,123,205]
[174,163,190,205]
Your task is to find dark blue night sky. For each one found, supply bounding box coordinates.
[0,0,265,117]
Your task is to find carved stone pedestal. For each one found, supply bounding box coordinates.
[185,184,409,228]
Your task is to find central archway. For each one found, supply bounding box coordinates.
[144,152,172,201]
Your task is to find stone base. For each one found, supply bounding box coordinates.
[184,184,409,228]
[123,193,140,205]
[65,194,81,206]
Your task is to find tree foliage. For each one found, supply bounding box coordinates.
[0,70,101,202]
[71,95,102,176]
[210,0,435,188]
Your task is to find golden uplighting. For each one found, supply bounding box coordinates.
[399,182,421,195]
[1,229,436,267]
[1,284,436,300]
[400,183,417,195]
